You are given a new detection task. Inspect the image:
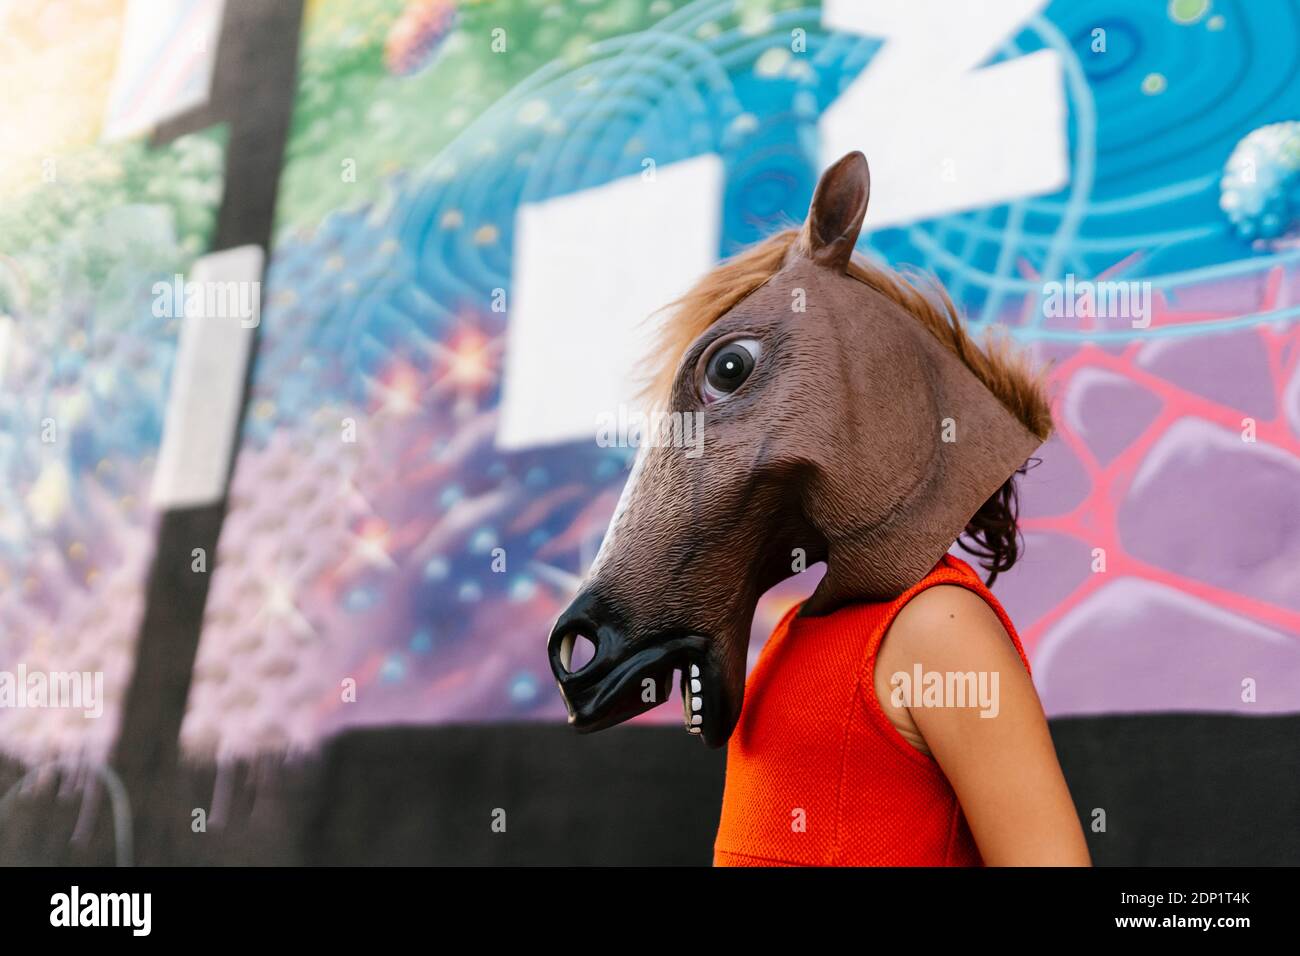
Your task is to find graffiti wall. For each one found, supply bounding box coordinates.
[0,0,227,764]
[2,0,1298,769]
[181,0,1300,760]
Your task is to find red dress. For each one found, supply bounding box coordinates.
[714,554,1032,866]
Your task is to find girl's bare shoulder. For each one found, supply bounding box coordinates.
[882,584,1022,670]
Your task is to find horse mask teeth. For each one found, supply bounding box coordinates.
[547,150,1047,749]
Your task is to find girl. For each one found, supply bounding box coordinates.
[548,152,1092,866]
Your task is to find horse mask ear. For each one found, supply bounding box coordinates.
[802,151,871,272]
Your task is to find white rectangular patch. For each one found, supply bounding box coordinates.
[150,244,262,509]
[497,154,724,451]
[102,0,226,142]
[821,0,1068,229]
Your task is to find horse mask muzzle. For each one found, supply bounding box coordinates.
[547,152,1043,748]
[546,432,800,748]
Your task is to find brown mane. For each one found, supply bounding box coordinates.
[644,228,1053,441]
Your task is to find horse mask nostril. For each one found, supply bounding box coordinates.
[559,632,598,674]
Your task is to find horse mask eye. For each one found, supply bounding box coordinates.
[701,339,760,403]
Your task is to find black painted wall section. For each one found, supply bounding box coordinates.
[3,715,1298,865]
[1049,713,1300,865]
[305,724,727,866]
[306,714,1300,865]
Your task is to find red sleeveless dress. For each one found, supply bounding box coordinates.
[713,554,1031,866]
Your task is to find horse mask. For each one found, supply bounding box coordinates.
[547,151,1045,748]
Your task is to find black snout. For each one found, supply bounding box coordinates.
[547,591,625,688]
[547,591,699,733]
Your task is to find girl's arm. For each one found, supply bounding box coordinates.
[879,584,1092,866]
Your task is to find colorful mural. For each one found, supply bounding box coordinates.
[0,1,227,764]
[164,0,1300,760]
[2,0,1296,766]
[0,146,226,767]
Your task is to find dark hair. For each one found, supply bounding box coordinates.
[958,458,1038,588]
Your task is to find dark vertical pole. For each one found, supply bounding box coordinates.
[111,0,305,862]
